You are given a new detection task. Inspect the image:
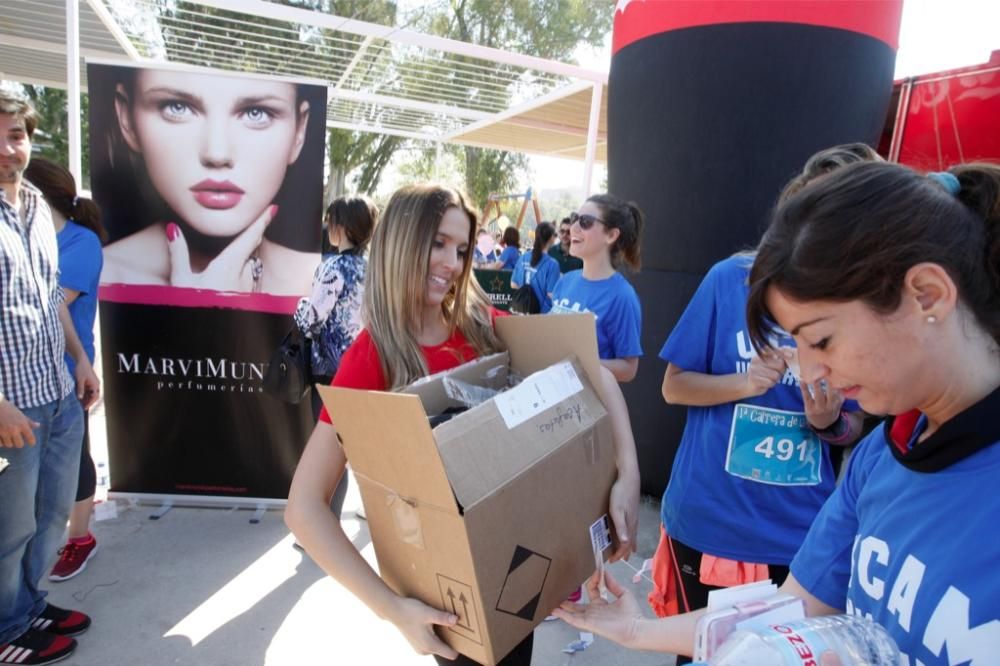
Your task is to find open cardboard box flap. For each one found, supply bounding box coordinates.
[318,313,601,522]
[496,313,600,391]
[320,386,459,513]
[433,355,606,510]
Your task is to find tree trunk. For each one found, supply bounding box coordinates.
[325,167,347,204]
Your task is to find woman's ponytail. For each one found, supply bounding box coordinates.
[620,202,645,271]
[949,163,1000,342]
[74,197,108,243]
[23,157,108,243]
[531,222,555,267]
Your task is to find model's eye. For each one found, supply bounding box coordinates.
[160,101,193,121]
[457,247,469,259]
[242,106,275,128]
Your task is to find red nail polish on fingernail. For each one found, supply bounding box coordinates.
[166,222,179,242]
[269,205,279,217]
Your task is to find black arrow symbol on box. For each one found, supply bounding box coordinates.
[447,588,457,616]
[458,593,470,629]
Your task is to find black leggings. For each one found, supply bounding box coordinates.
[433,632,533,666]
[669,537,789,666]
[75,410,96,502]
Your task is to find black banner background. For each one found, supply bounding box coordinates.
[89,62,328,501]
[101,302,312,499]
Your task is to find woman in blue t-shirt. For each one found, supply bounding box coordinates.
[550,194,644,382]
[554,161,1000,665]
[649,146,875,666]
[24,159,107,582]
[510,221,560,313]
[487,226,521,270]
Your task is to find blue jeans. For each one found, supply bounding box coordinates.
[0,393,84,642]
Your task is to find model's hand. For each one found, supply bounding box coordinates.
[386,596,460,659]
[801,379,845,430]
[74,358,101,410]
[0,400,38,448]
[166,205,276,292]
[745,351,787,397]
[608,472,639,562]
[552,571,644,649]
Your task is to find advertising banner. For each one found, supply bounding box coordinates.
[473,269,513,311]
[88,61,328,501]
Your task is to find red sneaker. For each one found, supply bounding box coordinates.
[0,629,76,665]
[29,605,90,637]
[48,537,98,582]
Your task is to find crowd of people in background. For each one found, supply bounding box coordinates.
[3,83,999,666]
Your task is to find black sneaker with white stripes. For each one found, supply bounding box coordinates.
[29,605,90,637]
[0,629,76,665]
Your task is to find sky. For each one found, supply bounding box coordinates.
[528,0,1000,193]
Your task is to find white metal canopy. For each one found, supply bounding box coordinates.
[1,0,608,192]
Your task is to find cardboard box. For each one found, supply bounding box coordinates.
[319,314,618,664]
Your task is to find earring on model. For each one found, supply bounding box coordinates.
[926,315,937,324]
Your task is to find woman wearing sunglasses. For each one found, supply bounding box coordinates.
[549,195,645,382]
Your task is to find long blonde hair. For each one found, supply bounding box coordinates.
[364,183,504,389]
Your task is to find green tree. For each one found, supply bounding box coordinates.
[107,0,610,199]
[21,86,90,188]
[413,0,611,205]
[149,0,402,200]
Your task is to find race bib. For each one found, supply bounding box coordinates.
[724,404,823,486]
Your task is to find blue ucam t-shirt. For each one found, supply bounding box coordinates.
[498,246,520,270]
[57,221,103,374]
[511,252,560,313]
[659,254,839,565]
[550,270,642,360]
[791,389,1000,665]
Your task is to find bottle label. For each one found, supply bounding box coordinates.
[763,623,833,665]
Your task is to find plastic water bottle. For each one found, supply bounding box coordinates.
[695,615,900,665]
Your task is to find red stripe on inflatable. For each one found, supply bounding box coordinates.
[612,0,903,54]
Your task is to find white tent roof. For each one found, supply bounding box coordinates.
[1,0,608,166]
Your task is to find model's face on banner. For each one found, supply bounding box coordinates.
[118,70,308,237]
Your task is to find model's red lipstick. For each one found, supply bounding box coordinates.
[190,179,245,210]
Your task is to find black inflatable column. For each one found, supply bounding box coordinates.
[608,1,903,496]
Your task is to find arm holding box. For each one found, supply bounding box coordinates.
[601,356,640,383]
[597,365,641,561]
[285,420,461,660]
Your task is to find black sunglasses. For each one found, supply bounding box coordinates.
[569,212,605,230]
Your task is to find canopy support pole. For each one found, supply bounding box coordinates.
[66,0,83,186]
[582,82,603,196]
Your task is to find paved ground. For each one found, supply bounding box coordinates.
[41,400,677,666]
